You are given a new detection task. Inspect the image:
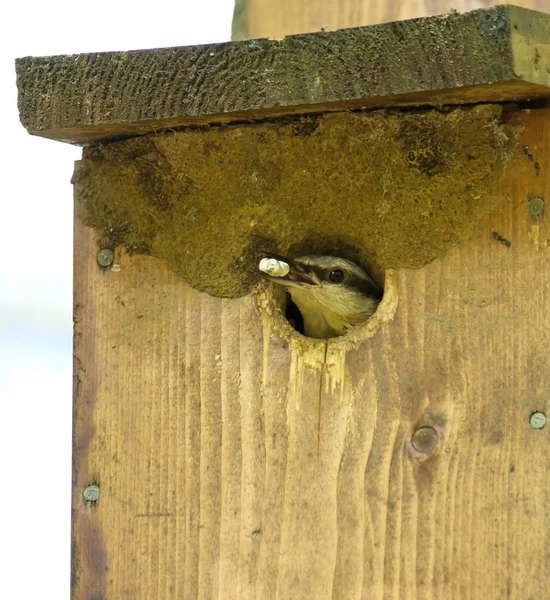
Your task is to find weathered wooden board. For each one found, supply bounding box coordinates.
[16,5,550,144]
[240,0,550,39]
[72,108,550,599]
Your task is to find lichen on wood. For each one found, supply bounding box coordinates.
[74,104,519,297]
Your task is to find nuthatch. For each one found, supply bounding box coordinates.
[260,253,383,339]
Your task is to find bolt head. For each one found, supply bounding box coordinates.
[411,426,439,455]
[97,248,114,267]
[529,412,546,430]
[528,197,544,217]
[83,485,100,502]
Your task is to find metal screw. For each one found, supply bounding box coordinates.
[528,197,544,217]
[411,426,439,455]
[529,412,547,430]
[97,248,114,267]
[83,485,100,502]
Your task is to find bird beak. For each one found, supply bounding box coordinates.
[260,252,318,287]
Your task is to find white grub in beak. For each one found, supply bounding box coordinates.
[259,257,290,277]
[259,254,318,287]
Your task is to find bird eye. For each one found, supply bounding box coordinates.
[328,269,345,283]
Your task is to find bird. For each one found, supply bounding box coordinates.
[260,253,383,339]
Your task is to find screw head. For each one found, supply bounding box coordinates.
[411,426,439,455]
[97,248,114,267]
[529,412,546,430]
[528,197,544,217]
[83,485,100,502]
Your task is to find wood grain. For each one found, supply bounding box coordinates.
[72,108,550,599]
[245,0,550,39]
[16,6,550,144]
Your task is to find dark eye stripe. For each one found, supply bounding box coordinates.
[298,263,324,281]
[346,275,384,300]
[296,259,383,299]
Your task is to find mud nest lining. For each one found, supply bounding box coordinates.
[75,104,519,297]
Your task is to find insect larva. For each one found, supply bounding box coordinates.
[259,257,290,277]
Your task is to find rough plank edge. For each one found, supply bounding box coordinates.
[27,81,549,145]
[16,5,550,145]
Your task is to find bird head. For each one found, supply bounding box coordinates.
[260,253,383,339]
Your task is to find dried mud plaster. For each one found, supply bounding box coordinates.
[75,104,519,298]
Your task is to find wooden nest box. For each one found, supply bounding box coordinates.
[16,5,550,598]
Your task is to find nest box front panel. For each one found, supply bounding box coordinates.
[72,108,549,599]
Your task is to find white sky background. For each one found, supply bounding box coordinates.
[1,1,234,597]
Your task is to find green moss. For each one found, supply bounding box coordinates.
[75,105,519,297]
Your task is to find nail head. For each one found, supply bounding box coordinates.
[528,197,544,217]
[412,426,439,455]
[529,412,546,430]
[83,485,100,502]
[97,248,114,267]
